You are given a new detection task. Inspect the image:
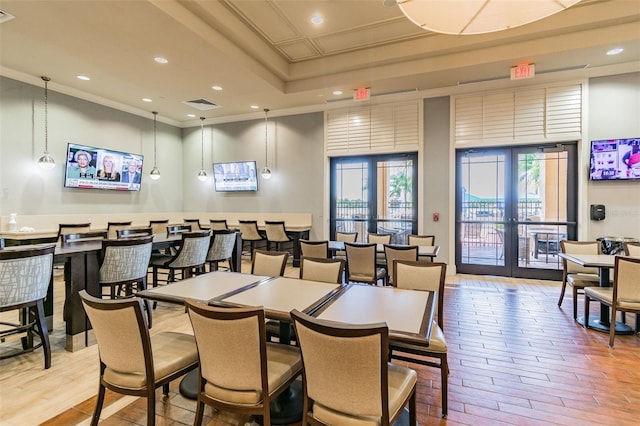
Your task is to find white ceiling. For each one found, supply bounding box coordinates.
[1,0,639,127]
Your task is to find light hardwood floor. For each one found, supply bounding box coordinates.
[1,261,639,425]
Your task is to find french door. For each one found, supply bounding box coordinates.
[455,144,577,280]
[330,153,418,244]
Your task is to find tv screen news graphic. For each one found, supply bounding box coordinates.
[213,161,258,192]
[589,138,640,181]
[64,143,144,191]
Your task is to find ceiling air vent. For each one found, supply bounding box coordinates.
[182,98,221,111]
[0,10,16,24]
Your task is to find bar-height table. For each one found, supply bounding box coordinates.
[559,253,634,334]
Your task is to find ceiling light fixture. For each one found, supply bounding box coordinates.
[250,105,260,109]
[607,47,624,56]
[149,111,161,180]
[142,98,152,103]
[397,0,581,35]
[77,75,90,81]
[333,90,343,95]
[211,85,223,91]
[37,76,55,170]
[261,108,272,180]
[154,57,168,64]
[310,15,324,25]
[197,117,208,181]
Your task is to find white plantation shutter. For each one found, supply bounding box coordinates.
[326,101,420,155]
[454,83,583,146]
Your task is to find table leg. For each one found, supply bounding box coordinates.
[288,230,309,267]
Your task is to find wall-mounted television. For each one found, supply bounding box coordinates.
[590,138,640,181]
[64,143,144,191]
[213,161,258,192]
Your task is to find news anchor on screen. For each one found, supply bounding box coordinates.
[66,150,96,179]
[121,159,142,184]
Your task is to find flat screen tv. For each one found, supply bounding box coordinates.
[213,161,258,192]
[64,143,144,191]
[590,138,640,181]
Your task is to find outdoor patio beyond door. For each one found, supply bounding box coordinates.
[455,145,577,280]
[330,154,418,244]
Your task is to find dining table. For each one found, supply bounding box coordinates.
[558,253,635,334]
[328,241,440,260]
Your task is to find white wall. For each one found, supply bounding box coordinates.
[587,72,640,240]
[0,76,184,217]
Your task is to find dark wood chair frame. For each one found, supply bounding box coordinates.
[251,249,289,276]
[183,219,201,230]
[383,244,419,286]
[557,240,601,320]
[209,219,229,230]
[152,231,211,287]
[264,220,294,253]
[239,220,267,257]
[344,242,387,286]
[300,240,330,259]
[57,222,92,241]
[299,256,345,284]
[206,229,237,272]
[106,221,132,238]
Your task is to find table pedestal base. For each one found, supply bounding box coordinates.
[578,316,634,334]
[255,380,303,425]
[179,368,199,400]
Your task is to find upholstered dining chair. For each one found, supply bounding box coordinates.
[368,233,391,268]
[57,222,91,241]
[80,291,198,426]
[558,240,601,320]
[300,240,329,259]
[624,241,640,256]
[389,260,448,418]
[209,219,229,231]
[383,244,419,285]
[0,245,55,369]
[334,232,358,261]
[183,218,201,230]
[206,230,237,272]
[238,220,266,257]
[291,309,417,426]
[251,250,289,276]
[106,221,132,239]
[185,301,303,426]
[148,219,169,235]
[264,221,293,253]
[299,257,345,284]
[408,234,436,247]
[584,256,640,347]
[98,236,153,326]
[116,227,153,238]
[344,242,386,286]
[150,230,211,289]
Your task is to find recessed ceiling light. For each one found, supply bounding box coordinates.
[606,47,624,56]
[187,114,196,118]
[333,90,343,96]
[154,57,168,64]
[250,105,260,109]
[310,15,323,25]
[142,98,153,103]
[211,85,223,91]
[77,75,90,81]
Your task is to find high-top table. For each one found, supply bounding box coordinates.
[558,253,634,334]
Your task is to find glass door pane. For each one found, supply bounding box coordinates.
[333,160,369,242]
[375,158,416,244]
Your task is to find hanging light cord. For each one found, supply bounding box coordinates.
[43,76,50,152]
[264,108,269,165]
[200,117,205,169]
[152,111,158,167]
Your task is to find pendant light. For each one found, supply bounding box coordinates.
[37,76,55,170]
[149,111,161,180]
[261,108,272,179]
[197,117,208,181]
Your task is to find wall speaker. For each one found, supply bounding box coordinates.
[590,204,606,221]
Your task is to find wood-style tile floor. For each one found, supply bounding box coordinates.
[1,263,639,425]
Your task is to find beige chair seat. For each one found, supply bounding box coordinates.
[203,343,301,405]
[313,364,417,426]
[391,321,447,354]
[567,273,600,288]
[349,269,386,283]
[104,332,197,390]
[584,287,640,310]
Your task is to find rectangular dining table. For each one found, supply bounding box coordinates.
[328,241,440,260]
[559,253,635,334]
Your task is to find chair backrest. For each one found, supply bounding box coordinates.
[407,234,435,246]
[106,221,132,239]
[148,219,169,235]
[209,219,229,231]
[206,230,236,262]
[99,236,153,284]
[238,220,263,241]
[117,227,153,239]
[300,240,329,259]
[79,291,151,378]
[368,233,391,244]
[57,223,91,241]
[291,309,390,421]
[300,257,345,284]
[251,250,288,276]
[335,232,357,243]
[384,245,418,282]
[61,230,108,246]
[264,221,290,242]
[613,256,640,304]
[623,242,640,256]
[183,219,201,230]
[393,260,447,328]
[345,243,376,278]
[560,240,600,275]
[0,245,55,308]
[168,231,211,268]
[186,302,268,402]
[167,224,192,235]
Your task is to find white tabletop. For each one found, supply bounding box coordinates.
[559,253,616,268]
